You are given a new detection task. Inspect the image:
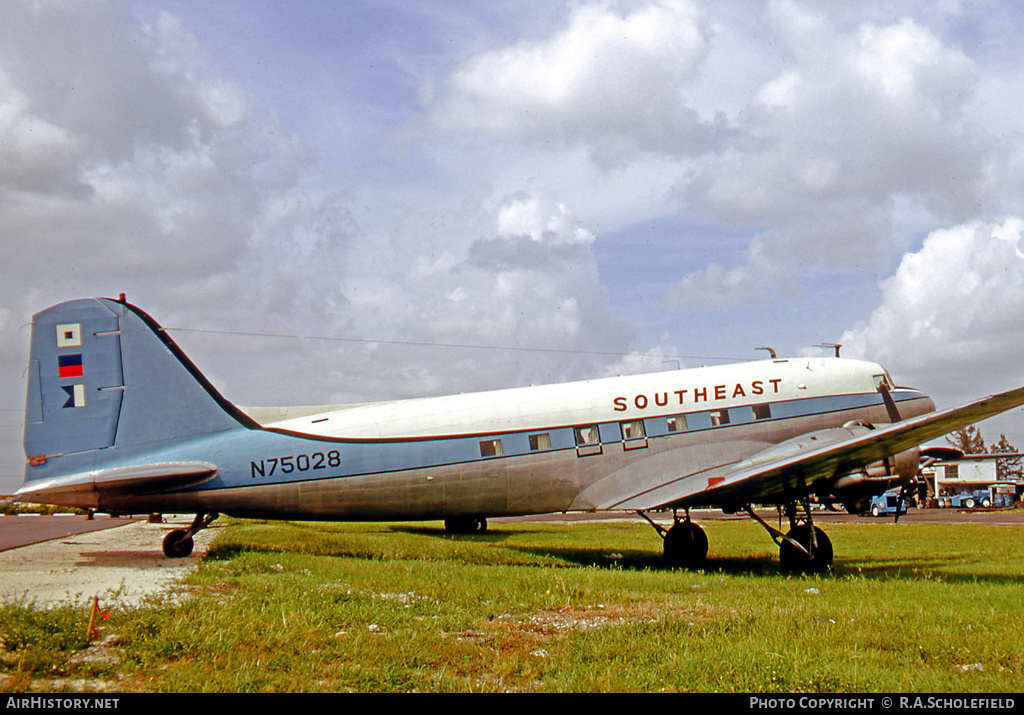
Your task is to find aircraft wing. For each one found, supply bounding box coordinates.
[584,384,1024,513]
[13,462,218,508]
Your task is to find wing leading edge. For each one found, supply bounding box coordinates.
[597,384,1024,513]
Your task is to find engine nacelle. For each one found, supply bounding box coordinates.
[831,446,921,514]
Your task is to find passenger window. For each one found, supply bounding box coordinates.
[620,420,645,440]
[667,415,687,432]
[753,404,771,420]
[479,439,503,457]
[710,410,730,426]
[529,433,551,451]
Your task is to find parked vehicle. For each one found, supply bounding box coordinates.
[868,490,908,517]
[990,484,1019,508]
[949,489,993,509]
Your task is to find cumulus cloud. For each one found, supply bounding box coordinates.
[662,237,800,311]
[0,5,311,291]
[840,217,1024,400]
[426,0,729,166]
[358,191,637,394]
[422,1,1013,316]
[664,1,1006,309]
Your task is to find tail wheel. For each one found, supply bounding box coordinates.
[779,524,833,572]
[663,521,709,569]
[162,529,194,558]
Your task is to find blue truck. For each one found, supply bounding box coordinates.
[948,489,993,509]
[868,489,909,517]
[942,484,1021,508]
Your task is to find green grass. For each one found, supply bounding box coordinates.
[0,500,87,516]
[2,517,1023,692]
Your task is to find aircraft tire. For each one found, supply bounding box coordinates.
[779,525,832,572]
[162,529,194,559]
[663,521,708,569]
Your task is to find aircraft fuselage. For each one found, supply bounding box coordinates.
[29,357,932,520]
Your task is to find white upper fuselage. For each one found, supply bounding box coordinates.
[253,357,898,440]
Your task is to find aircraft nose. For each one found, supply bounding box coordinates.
[890,386,935,421]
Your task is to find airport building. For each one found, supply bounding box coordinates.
[920,454,1024,508]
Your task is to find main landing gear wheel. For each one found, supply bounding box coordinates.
[743,502,834,573]
[663,521,709,569]
[162,529,194,558]
[161,512,218,559]
[444,517,487,534]
[779,524,833,573]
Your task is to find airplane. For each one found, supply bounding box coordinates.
[15,295,1024,571]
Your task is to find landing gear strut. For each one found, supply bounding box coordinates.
[162,512,218,558]
[641,502,832,572]
[641,509,708,568]
[746,502,833,572]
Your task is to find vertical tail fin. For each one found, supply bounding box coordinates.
[23,297,256,483]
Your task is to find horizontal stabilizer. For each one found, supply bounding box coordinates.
[14,462,218,508]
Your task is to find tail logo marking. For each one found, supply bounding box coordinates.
[56,323,82,348]
[57,354,83,378]
[61,384,86,408]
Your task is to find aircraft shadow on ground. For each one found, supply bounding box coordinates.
[388,524,515,542]
[206,534,1021,581]
[512,546,790,574]
[391,524,783,573]
[834,557,1023,584]
[75,550,185,567]
[499,547,1022,581]
[212,521,1018,582]
[393,524,1023,581]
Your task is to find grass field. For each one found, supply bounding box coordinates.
[2,516,1023,692]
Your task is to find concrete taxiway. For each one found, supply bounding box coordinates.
[0,514,218,608]
[0,513,140,552]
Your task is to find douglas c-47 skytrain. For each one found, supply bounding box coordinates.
[16,296,1024,571]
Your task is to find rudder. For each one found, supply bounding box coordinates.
[24,299,125,459]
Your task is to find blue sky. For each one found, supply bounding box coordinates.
[3,0,1024,493]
